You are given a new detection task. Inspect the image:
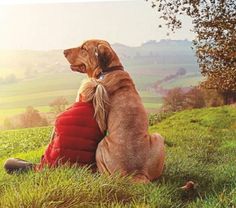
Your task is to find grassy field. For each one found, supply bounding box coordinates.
[0,106,235,207]
[160,74,202,89]
[0,71,201,126]
[0,73,82,107]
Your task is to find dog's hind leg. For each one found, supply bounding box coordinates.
[96,136,130,176]
[146,133,165,181]
[96,134,165,183]
[96,138,151,184]
[96,137,112,175]
[131,173,150,184]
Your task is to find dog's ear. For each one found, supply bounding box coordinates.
[97,43,113,69]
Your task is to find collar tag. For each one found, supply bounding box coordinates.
[99,74,104,80]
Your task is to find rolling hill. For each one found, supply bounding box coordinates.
[0,39,202,126]
[0,39,199,78]
[0,106,235,207]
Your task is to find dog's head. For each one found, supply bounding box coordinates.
[64,39,123,78]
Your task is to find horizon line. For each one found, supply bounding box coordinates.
[0,39,192,51]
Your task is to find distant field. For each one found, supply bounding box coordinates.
[143,102,162,110]
[0,73,83,109]
[0,68,26,78]
[128,63,198,73]
[0,72,164,125]
[0,41,201,127]
[0,72,83,96]
[0,72,201,126]
[0,106,51,126]
[161,74,202,89]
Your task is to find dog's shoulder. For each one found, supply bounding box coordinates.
[101,71,135,94]
[103,70,133,84]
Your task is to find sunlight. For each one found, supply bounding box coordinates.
[0,0,134,4]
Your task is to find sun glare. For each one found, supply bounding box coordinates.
[0,0,133,4]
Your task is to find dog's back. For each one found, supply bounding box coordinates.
[96,70,165,183]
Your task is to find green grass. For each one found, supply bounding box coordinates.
[0,72,82,109]
[143,102,162,109]
[0,106,235,207]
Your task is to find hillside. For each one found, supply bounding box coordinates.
[0,39,198,78]
[0,106,235,207]
[0,39,202,126]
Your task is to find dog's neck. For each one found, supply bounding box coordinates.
[97,65,124,80]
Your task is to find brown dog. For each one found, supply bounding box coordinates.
[64,40,165,183]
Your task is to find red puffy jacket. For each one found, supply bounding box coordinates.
[37,101,104,170]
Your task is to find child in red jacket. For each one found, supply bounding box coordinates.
[4,79,108,174]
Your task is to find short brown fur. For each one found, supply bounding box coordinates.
[64,40,165,183]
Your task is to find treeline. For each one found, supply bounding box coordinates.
[1,88,229,130]
[149,87,225,126]
[3,106,48,129]
[162,87,224,112]
[152,68,187,95]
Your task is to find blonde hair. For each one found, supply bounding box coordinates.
[78,78,109,133]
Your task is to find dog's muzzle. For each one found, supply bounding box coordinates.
[70,64,86,73]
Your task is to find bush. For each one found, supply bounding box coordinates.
[202,89,225,107]
[185,87,206,109]
[148,111,174,126]
[20,106,48,128]
[49,97,69,115]
[162,88,187,112]
[3,106,49,130]
[162,87,225,113]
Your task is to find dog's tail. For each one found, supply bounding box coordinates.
[78,78,109,133]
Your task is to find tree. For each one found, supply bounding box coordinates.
[162,88,186,112]
[49,97,68,114]
[20,106,48,128]
[185,87,206,109]
[147,0,236,104]
[202,89,224,107]
[161,87,225,112]
[193,1,236,104]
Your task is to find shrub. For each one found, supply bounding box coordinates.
[202,89,225,107]
[49,96,69,115]
[3,107,49,130]
[185,87,206,109]
[162,88,187,112]
[148,111,174,126]
[162,87,225,114]
[20,106,48,128]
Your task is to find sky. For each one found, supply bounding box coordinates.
[0,0,194,50]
